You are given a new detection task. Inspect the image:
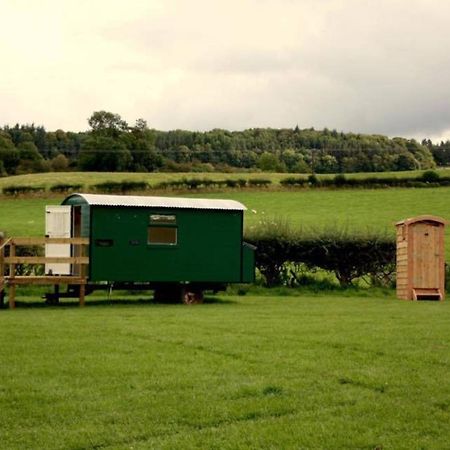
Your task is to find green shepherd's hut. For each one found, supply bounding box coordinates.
[51,193,255,302]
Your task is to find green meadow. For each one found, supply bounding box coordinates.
[1,186,449,256]
[208,187,450,233]
[1,295,450,449]
[1,174,450,448]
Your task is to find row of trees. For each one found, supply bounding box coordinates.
[0,111,446,176]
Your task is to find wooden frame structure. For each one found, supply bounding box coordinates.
[396,215,447,301]
[0,236,89,309]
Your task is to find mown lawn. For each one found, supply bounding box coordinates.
[1,295,449,449]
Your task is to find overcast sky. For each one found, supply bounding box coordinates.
[1,0,449,141]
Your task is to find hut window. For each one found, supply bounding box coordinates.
[148,226,177,245]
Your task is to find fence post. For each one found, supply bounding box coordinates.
[79,240,87,307]
[8,239,15,309]
[0,233,4,308]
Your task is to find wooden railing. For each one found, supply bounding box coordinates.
[0,236,89,309]
[0,236,10,308]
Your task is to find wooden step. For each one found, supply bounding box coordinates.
[412,288,442,301]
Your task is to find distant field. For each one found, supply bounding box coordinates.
[1,295,449,449]
[2,187,449,257]
[1,168,450,190]
[0,171,288,189]
[0,197,61,236]
[214,188,450,259]
[209,188,450,231]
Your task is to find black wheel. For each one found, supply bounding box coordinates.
[182,289,204,305]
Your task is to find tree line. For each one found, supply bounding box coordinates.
[0,110,448,176]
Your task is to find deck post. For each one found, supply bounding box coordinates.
[9,284,16,309]
[79,284,85,307]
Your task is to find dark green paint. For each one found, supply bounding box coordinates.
[242,243,256,283]
[63,196,254,284]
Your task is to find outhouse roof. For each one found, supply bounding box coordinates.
[64,193,247,211]
[395,215,448,227]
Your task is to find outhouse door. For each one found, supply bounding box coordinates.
[412,222,441,289]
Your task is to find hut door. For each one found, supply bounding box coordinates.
[412,222,440,288]
[45,205,72,275]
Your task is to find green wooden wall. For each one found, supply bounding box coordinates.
[88,206,243,283]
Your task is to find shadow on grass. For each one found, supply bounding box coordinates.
[2,296,237,310]
[203,296,237,305]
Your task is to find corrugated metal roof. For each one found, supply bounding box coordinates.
[64,193,247,211]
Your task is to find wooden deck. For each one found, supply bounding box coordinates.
[0,236,89,309]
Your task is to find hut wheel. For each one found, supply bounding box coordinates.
[183,289,204,305]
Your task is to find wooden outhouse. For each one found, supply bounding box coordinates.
[396,215,447,301]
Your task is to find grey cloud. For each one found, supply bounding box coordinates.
[175,1,450,138]
[2,0,450,140]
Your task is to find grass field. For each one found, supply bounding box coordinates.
[1,175,450,448]
[208,187,450,232]
[2,187,450,257]
[1,295,449,449]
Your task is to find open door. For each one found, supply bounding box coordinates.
[45,205,72,275]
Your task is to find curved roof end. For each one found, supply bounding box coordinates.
[396,215,448,227]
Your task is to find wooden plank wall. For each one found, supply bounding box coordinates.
[396,225,409,299]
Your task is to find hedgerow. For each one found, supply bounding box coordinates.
[280,177,308,187]
[2,185,46,196]
[247,178,272,187]
[154,178,248,190]
[279,170,450,190]
[245,219,396,287]
[49,183,84,193]
[92,181,149,193]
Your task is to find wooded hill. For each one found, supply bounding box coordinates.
[1,111,449,176]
